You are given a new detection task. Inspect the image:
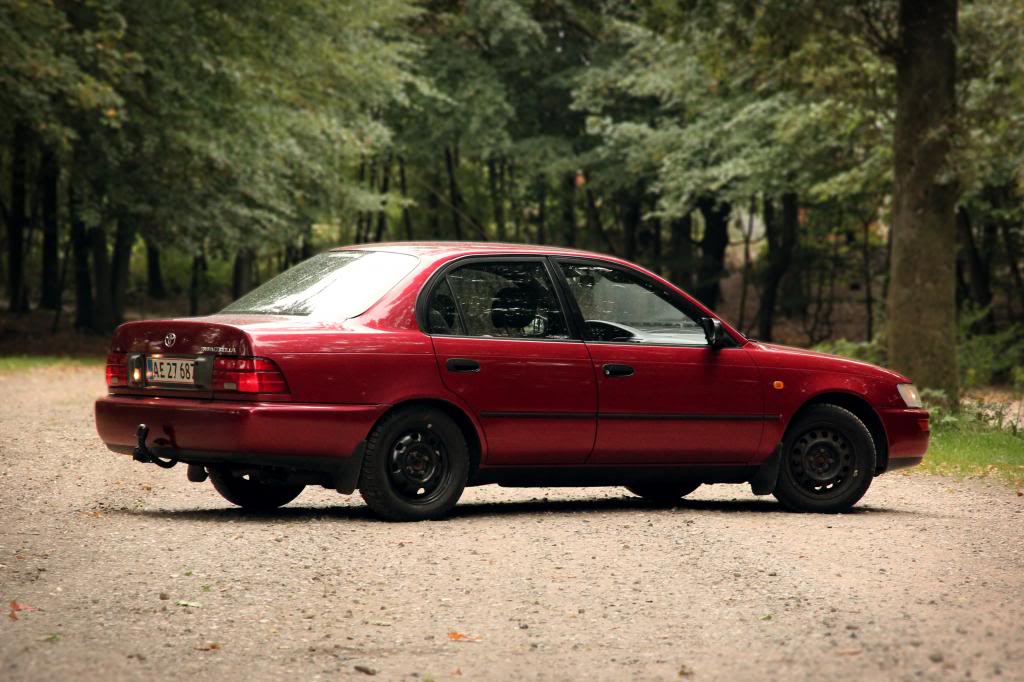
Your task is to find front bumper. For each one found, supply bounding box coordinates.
[95,395,386,490]
[879,407,930,470]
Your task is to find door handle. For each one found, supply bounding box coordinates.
[446,358,481,373]
[603,363,635,378]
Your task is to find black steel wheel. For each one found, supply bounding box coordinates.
[625,480,701,506]
[359,406,469,521]
[386,430,453,505]
[773,404,875,513]
[209,469,305,511]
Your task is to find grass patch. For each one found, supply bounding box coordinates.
[0,354,105,373]
[922,411,1024,486]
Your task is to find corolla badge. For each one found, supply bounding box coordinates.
[164,333,177,348]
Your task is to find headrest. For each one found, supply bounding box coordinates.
[491,285,538,330]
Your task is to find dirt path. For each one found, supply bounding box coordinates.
[2,366,1023,681]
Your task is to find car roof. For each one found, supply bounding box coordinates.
[329,241,620,261]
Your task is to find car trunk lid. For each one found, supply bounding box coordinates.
[108,316,266,398]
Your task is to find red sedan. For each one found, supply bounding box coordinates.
[95,243,929,520]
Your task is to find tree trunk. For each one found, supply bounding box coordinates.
[695,196,731,310]
[444,146,463,240]
[737,198,757,333]
[374,155,391,242]
[533,178,547,244]
[70,185,93,330]
[145,240,166,299]
[585,189,617,255]
[756,193,799,341]
[956,207,995,333]
[428,166,442,238]
[621,190,642,261]
[189,251,207,317]
[668,213,694,291]
[651,217,662,275]
[39,146,60,309]
[560,172,576,247]
[488,158,507,241]
[509,164,523,241]
[110,219,135,323]
[862,216,875,341]
[7,121,29,312]
[89,224,114,332]
[888,0,960,401]
[398,156,414,240]
[1002,223,1024,319]
[232,248,254,299]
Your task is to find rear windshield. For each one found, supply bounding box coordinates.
[221,251,418,318]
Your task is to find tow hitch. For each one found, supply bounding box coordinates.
[132,424,178,469]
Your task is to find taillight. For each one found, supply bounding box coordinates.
[212,356,288,393]
[105,352,127,386]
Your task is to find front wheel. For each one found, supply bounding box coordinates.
[358,407,469,521]
[772,404,875,513]
[209,469,305,511]
[626,480,701,506]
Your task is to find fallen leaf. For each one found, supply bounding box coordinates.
[447,631,482,642]
[9,600,39,620]
[195,642,220,651]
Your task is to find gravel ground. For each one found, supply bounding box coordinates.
[2,366,1023,682]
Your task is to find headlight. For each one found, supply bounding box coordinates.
[897,383,923,408]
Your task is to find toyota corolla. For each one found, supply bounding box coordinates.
[95,243,929,520]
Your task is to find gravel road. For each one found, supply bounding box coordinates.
[2,366,1023,681]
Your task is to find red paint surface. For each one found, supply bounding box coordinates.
[95,242,929,470]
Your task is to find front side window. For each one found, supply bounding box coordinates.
[432,261,569,340]
[221,250,418,318]
[559,262,707,345]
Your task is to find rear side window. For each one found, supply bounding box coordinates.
[221,251,418,318]
[431,261,569,340]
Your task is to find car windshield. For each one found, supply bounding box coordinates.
[221,251,418,318]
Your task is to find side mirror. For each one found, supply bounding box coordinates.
[701,317,726,349]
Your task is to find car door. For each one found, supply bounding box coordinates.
[424,257,597,466]
[554,259,764,465]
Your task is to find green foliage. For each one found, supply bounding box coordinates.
[923,393,1024,484]
[958,319,1024,389]
[812,337,888,367]
[0,355,104,373]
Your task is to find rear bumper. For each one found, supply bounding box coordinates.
[95,395,385,461]
[879,407,930,470]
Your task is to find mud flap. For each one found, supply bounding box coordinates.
[749,444,783,496]
[334,441,367,495]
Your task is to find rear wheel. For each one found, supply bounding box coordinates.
[772,404,875,513]
[358,407,469,521]
[209,469,305,511]
[626,480,701,506]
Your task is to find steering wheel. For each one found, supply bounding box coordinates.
[584,320,643,342]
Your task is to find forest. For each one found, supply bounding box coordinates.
[1,0,1023,403]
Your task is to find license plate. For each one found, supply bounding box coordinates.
[146,357,196,385]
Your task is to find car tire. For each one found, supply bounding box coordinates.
[209,469,305,511]
[625,480,701,506]
[359,406,469,521]
[772,404,875,513]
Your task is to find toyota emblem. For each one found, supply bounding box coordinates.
[164,332,176,348]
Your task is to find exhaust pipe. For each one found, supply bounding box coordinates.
[132,424,178,469]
